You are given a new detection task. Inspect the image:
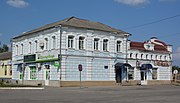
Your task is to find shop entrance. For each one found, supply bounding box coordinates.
[115,62,132,84]
[140,70,147,85]
[45,65,50,86]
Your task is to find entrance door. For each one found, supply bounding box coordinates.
[140,70,147,85]
[115,68,122,83]
[45,65,50,86]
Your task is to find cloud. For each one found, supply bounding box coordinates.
[114,0,150,6]
[6,0,29,8]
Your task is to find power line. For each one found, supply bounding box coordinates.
[123,14,180,30]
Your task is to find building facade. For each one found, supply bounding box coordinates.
[11,17,130,86]
[126,37,172,85]
[0,52,12,80]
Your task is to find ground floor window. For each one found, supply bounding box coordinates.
[152,68,157,80]
[30,66,37,80]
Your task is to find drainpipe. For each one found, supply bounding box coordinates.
[56,25,62,87]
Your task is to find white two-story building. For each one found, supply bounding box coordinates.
[11,17,131,86]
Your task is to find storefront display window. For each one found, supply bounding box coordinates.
[152,68,157,80]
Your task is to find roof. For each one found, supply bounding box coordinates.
[130,41,169,53]
[0,52,12,60]
[13,17,130,39]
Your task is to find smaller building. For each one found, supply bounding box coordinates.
[0,52,12,80]
[126,37,172,85]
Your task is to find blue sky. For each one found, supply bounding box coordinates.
[0,0,180,66]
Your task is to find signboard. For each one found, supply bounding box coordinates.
[36,51,58,61]
[78,64,82,71]
[173,70,178,74]
[24,54,36,62]
[54,61,60,67]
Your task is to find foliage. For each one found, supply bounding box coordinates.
[0,44,9,53]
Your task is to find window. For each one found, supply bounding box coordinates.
[68,35,74,48]
[29,42,32,53]
[117,41,121,52]
[52,36,56,49]
[21,44,23,54]
[130,53,133,58]
[135,53,138,59]
[151,55,153,60]
[35,40,38,52]
[164,56,167,61]
[4,65,7,75]
[146,54,148,60]
[45,38,48,50]
[30,66,37,80]
[94,38,99,50]
[16,45,18,55]
[141,54,143,59]
[156,55,158,60]
[103,39,108,51]
[160,55,162,60]
[152,68,157,80]
[79,36,85,50]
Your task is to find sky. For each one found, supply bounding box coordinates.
[0,0,180,66]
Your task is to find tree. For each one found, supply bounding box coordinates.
[0,44,9,53]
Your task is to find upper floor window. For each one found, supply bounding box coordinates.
[160,55,162,60]
[117,41,121,52]
[164,56,167,61]
[130,53,133,58]
[146,54,148,60]
[135,53,138,59]
[68,35,74,48]
[52,36,56,49]
[35,40,38,52]
[21,44,23,55]
[29,42,32,53]
[45,38,48,50]
[103,39,108,51]
[79,36,85,50]
[151,55,153,60]
[141,54,143,59]
[156,55,158,60]
[94,38,99,51]
[16,45,18,55]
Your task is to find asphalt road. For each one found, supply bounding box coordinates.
[0,85,180,103]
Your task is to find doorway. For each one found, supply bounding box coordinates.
[115,68,122,83]
[140,70,147,85]
[45,65,50,86]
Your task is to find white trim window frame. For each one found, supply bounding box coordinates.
[34,40,38,53]
[45,38,48,50]
[116,41,121,53]
[52,36,56,49]
[29,42,32,54]
[68,35,74,49]
[103,39,108,52]
[94,38,99,51]
[79,36,85,50]
[21,44,23,55]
